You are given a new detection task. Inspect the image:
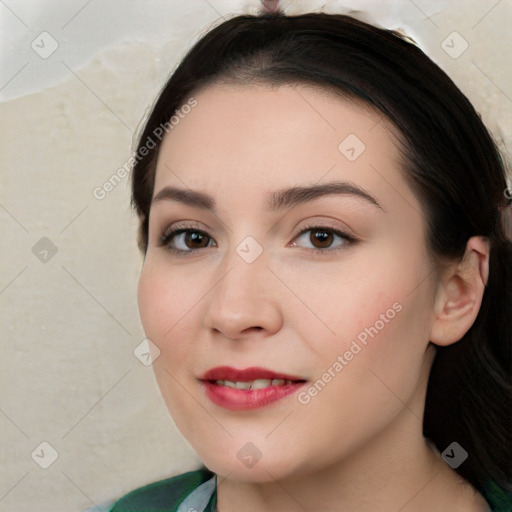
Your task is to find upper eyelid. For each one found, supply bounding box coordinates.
[161,220,207,238]
[161,218,351,237]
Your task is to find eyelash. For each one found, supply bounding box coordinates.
[159,222,358,257]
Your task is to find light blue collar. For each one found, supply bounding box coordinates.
[177,474,217,512]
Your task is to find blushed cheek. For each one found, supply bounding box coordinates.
[138,272,188,414]
[137,266,194,369]
[347,291,434,415]
[137,268,175,351]
[317,257,432,397]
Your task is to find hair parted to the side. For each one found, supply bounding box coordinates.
[130,11,512,500]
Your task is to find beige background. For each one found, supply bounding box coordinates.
[0,1,510,511]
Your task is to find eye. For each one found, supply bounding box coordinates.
[158,223,357,256]
[290,225,357,254]
[160,225,217,255]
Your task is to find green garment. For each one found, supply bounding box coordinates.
[104,465,511,512]
[107,466,217,512]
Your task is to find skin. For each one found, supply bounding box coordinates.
[137,83,491,511]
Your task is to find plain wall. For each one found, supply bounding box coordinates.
[0,1,510,510]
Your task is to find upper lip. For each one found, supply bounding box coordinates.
[200,366,306,382]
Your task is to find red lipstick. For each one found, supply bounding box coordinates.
[199,366,307,411]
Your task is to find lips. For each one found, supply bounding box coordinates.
[199,366,307,411]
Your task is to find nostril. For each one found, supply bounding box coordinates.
[242,326,263,333]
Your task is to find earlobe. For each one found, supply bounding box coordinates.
[429,236,490,347]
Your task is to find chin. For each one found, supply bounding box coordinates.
[199,447,307,483]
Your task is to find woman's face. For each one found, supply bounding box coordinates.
[138,83,439,481]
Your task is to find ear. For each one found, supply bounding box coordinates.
[429,236,490,347]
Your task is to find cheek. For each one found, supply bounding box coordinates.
[295,297,431,450]
[295,243,434,401]
[277,249,421,354]
[137,263,197,416]
[137,262,193,354]
[137,264,166,342]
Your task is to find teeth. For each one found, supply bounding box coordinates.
[214,378,295,390]
[251,379,272,389]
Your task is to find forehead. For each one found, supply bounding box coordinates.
[153,83,417,217]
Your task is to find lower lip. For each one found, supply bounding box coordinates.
[201,381,307,411]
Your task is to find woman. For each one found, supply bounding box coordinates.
[104,9,512,512]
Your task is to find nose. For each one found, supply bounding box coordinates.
[202,244,283,340]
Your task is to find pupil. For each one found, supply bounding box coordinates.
[312,229,332,248]
[186,232,208,248]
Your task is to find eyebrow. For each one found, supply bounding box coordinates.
[152,181,384,212]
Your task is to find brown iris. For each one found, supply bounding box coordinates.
[309,229,334,248]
